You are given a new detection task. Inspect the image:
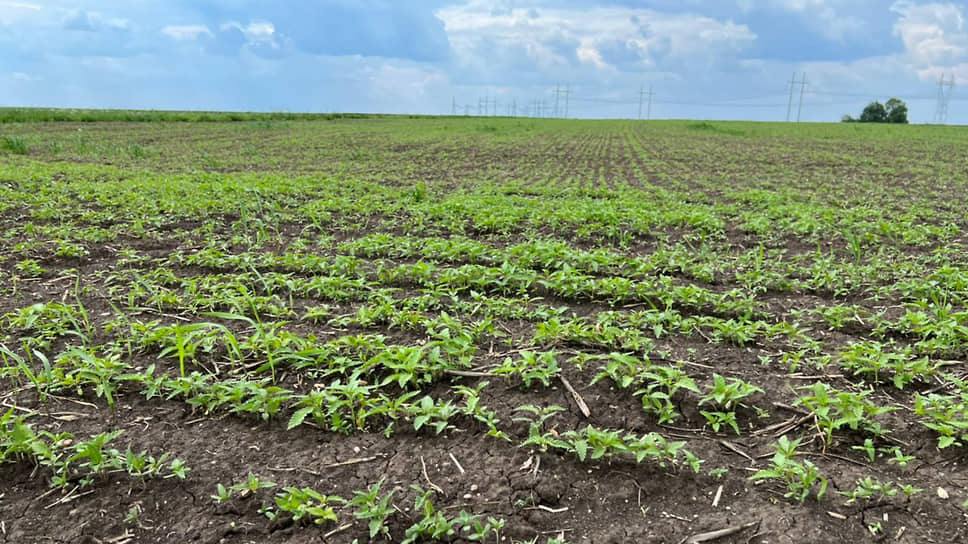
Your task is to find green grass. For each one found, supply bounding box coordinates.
[0,135,28,154]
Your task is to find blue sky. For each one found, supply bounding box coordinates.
[1,0,967,123]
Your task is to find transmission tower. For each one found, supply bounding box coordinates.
[787,72,796,122]
[935,73,956,124]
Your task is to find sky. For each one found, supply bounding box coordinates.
[1,0,967,123]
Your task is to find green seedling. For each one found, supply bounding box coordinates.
[494,350,560,388]
[750,435,828,503]
[272,486,341,525]
[348,477,397,539]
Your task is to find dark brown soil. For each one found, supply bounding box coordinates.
[3,118,968,544]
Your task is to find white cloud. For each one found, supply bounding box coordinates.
[63,10,129,32]
[576,44,609,70]
[162,24,213,41]
[891,1,968,79]
[773,0,826,10]
[0,1,40,9]
[916,62,968,81]
[0,0,41,24]
[742,0,853,11]
[2,71,39,81]
[220,21,274,41]
[738,0,867,42]
[436,2,756,78]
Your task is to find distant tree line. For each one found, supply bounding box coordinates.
[842,98,908,124]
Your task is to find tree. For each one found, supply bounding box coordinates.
[843,98,909,124]
[859,101,887,123]
[885,98,909,124]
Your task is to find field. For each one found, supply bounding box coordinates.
[2,114,968,543]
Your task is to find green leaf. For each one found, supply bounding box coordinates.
[369,518,384,538]
[572,439,588,462]
[750,469,781,481]
[414,415,430,431]
[287,407,314,430]
[939,435,958,449]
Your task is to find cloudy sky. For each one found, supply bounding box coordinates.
[1,0,966,123]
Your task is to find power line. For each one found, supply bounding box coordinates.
[452,76,965,121]
[571,96,638,104]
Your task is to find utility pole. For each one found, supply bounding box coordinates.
[478,97,482,116]
[935,73,956,124]
[784,72,807,122]
[451,97,456,116]
[464,104,470,116]
[512,99,517,117]
[561,84,571,118]
[786,72,797,122]
[797,73,807,123]
[647,85,653,120]
[638,85,644,120]
[553,83,561,117]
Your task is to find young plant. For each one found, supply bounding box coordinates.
[271,486,342,526]
[408,395,460,435]
[699,374,764,434]
[493,350,560,389]
[514,405,569,453]
[348,477,397,539]
[794,382,895,447]
[838,477,907,504]
[750,435,828,503]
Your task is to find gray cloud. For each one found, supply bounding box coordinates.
[173,1,452,62]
